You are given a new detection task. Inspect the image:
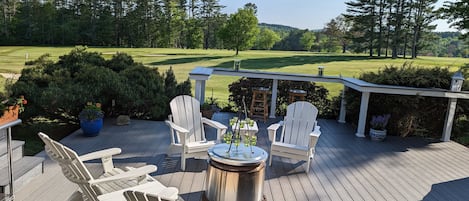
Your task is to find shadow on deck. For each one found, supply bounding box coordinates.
[14,112,469,201]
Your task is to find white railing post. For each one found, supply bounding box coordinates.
[356,92,370,137]
[195,80,206,104]
[338,86,347,123]
[442,98,457,142]
[189,67,213,105]
[269,79,278,118]
[441,71,464,142]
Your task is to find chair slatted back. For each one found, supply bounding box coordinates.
[281,102,318,147]
[38,132,102,201]
[169,95,205,143]
[124,190,161,201]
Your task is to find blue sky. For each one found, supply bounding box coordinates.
[218,0,457,32]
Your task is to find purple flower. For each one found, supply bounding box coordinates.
[370,114,391,130]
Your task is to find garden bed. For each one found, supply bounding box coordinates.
[12,117,79,156]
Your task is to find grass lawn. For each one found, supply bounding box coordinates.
[1,46,468,154]
[1,46,468,102]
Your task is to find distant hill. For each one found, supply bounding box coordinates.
[434,31,461,38]
[259,23,322,32]
[259,23,299,32]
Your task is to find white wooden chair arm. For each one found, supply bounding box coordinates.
[308,126,321,149]
[202,117,228,140]
[79,148,122,172]
[267,121,283,142]
[90,165,157,185]
[201,117,226,129]
[79,148,122,162]
[165,120,190,134]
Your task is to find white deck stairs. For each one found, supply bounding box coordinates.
[0,127,44,197]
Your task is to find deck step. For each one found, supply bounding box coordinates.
[0,140,24,169]
[0,156,44,193]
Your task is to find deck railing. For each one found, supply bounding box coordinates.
[190,67,469,141]
[1,119,22,201]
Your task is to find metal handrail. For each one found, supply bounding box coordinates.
[1,119,22,201]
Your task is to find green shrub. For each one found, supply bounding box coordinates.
[50,46,106,76]
[345,63,468,139]
[176,78,192,97]
[164,66,178,100]
[228,78,337,118]
[11,47,191,122]
[24,53,51,66]
[106,52,135,72]
[119,65,166,119]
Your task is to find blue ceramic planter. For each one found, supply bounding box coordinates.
[80,118,103,137]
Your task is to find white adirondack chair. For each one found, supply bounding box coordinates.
[37,132,179,201]
[123,189,179,201]
[165,95,227,171]
[267,101,321,173]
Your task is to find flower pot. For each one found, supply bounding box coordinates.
[0,106,19,125]
[370,128,387,141]
[80,118,103,137]
[201,109,214,119]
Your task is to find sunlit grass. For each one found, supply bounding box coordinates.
[1,46,468,102]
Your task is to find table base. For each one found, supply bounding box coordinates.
[202,190,267,201]
[205,159,266,201]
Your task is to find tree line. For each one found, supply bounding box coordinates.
[341,0,438,58]
[267,0,467,58]
[0,0,229,48]
[340,0,468,58]
[0,0,467,58]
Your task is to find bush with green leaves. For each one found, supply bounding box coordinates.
[11,47,191,121]
[345,62,469,140]
[228,78,337,118]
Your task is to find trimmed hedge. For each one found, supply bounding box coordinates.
[346,63,469,140]
[12,47,191,121]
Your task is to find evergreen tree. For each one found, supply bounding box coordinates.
[345,0,378,56]
[409,0,438,58]
[0,0,19,44]
[323,17,348,52]
[440,0,469,44]
[200,0,224,49]
[164,66,178,99]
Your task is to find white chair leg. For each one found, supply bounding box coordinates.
[305,158,311,173]
[166,144,182,157]
[181,154,186,171]
[269,154,273,166]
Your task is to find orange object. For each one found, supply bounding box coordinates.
[0,106,19,125]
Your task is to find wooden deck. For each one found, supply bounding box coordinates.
[14,112,469,201]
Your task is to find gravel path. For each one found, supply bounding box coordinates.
[0,73,21,79]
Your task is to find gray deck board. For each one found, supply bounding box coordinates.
[11,114,469,201]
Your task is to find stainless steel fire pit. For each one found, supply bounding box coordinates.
[205,143,268,201]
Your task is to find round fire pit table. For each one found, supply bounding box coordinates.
[205,143,268,201]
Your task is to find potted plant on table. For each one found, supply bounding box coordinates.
[201,102,214,119]
[369,114,391,141]
[223,96,258,153]
[200,94,219,119]
[224,116,257,152]
[79,102,104,137]
[0,95,27,125]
